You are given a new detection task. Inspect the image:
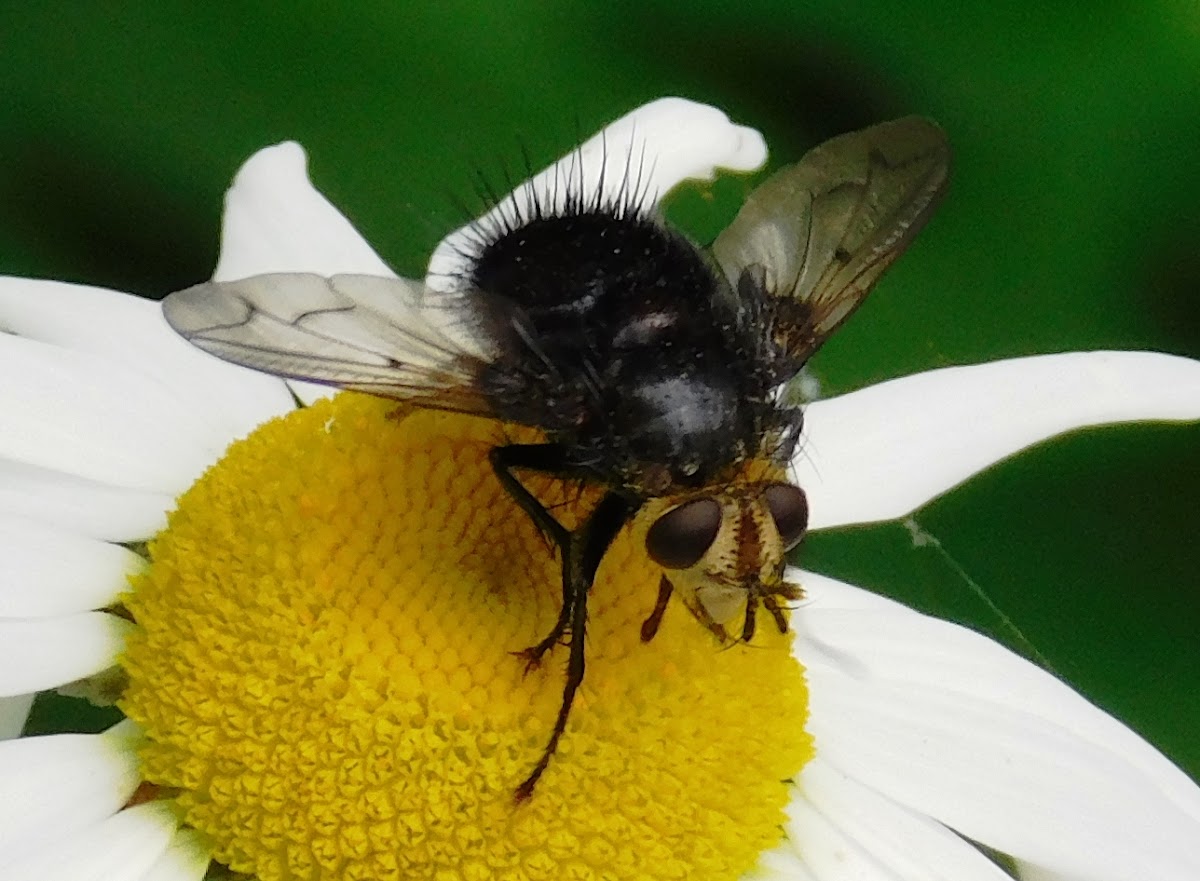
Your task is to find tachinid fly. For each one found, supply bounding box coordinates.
[163,112,951,799]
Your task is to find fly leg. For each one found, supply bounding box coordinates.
[489,444,640,798]
[763,594,788,634]
[490,443,577,669]
[763,580,804,634]
[515,490,632,801]
[640,575,673,642]
[740,593,759,643]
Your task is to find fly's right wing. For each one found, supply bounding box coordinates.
[162,273,502,416]
[713,117,951,377]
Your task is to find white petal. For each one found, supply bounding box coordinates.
[798,570,1200,817]
[0,613,131,696]
[747,848,813,880]
[0,277,295,442]
[427,97,768,286]
[213,141,395,281]
[6,801,177,881]
[0,517,144,616]
[210,141,393,407]
[798,352,1200,530]
[785,758,1012,880]
[793,568,903,611]
[0,721,141,861]
[139,828,211,881]
[797,572,1200,881]
[0,334,223,493]
[0,694,35,740]
[1011,863,1087,881]
[0,459,171,542]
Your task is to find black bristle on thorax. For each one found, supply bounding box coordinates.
[461,171,792,495]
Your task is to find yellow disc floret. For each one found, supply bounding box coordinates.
[121,395,812,881]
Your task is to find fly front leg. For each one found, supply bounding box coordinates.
[640,575,674,642]
[740,593,759,643]
[763,580,804,634]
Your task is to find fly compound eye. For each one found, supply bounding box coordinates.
[764,484,808,549]
[645,497,722,569]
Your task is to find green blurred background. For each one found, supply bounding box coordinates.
[2,3,1197,778]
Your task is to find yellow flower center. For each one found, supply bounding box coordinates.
[121,394,812,881]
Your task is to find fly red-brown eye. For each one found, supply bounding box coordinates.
[645,497,722,569]
[764,484,808,549]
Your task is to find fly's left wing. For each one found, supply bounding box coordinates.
[162,273,501,416]
[712,117,951,378]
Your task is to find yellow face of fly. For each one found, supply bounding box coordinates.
[638,461,808,644]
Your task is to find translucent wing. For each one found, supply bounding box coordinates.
[712,116,951,370]
[162,273,500,415]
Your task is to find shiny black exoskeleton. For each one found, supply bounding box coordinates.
[472,207,802,495]
[467,205,804,799]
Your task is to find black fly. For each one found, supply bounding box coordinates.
[162,114,951,800]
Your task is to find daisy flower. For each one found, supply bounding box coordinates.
[1,98,1198,881]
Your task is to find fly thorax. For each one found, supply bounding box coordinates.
[615,369,749,484]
